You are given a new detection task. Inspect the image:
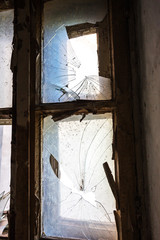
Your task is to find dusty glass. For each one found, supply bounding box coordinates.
[0,125,12,207]
[42,0,111,103]
[42,113,116,239]
[0,10,13,108]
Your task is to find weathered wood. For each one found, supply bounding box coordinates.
[0,119,12,124]
[9,0,31,239]
[30,0,42,239]
[36,100,116,115]
[98,14,112,79]
[40,237,85,240]
[66,23,97,39]
[5,0,141,239]
[103,162,119,208]
[111,0,139,238]
[114,210,122,240]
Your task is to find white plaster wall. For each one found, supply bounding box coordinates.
[137,0,160,238]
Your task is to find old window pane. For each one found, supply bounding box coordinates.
[0,125,11,236]
[0,10,13,108]
[42,0,111,103]
[42,113,116,239]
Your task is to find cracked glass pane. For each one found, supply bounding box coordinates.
[42,0,111,103]
[0,125,11,237]
[0,125,11,206]
[0,10,13,108]
[42,113,116,239]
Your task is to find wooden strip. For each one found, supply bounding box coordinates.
[40,237,85,240]
[103,162,119,207]
[9,1,31,239]
[36,100,116,114]
[111,0,139,237]
[30,0,42,239]
[66,23,97,39]
[0,119,12,125]
[114,210,122,240]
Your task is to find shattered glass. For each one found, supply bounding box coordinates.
[0,10,13,108]
[42,0,111,103]
[42,113,116,239]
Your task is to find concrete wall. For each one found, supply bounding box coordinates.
[136,0,160,238]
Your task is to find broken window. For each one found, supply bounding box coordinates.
[41,0,116,239]
[42,114,116,239]
[0,8,13,238]
[42,0,112,103]
[4,0,140,239]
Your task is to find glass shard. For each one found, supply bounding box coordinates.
[42,0,112,103]
[0,10,13,108]
[42,114,116,239]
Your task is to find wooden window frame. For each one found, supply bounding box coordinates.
[7,0,141,240]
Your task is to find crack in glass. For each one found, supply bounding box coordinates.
[42,0,112,103]
[42,113,116,239]
[43,27,111,102]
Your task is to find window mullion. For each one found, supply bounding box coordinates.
[9,1,31,240]
[36,100,116,115]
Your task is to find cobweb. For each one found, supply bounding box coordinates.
[42,25,112,102]
[42,114,116,239]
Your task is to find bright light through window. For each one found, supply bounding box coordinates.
[69,33,98,81]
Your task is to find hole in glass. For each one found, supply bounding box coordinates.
[42,0,111,103]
